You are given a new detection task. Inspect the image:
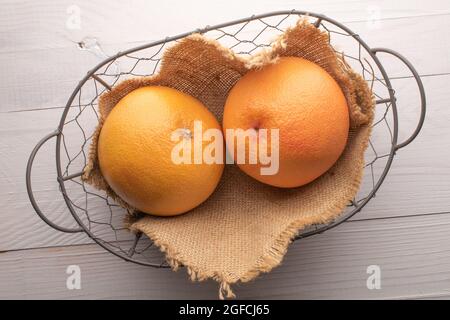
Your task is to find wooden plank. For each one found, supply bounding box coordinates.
[349,74,450,220]
[1,0,449,300]
[0,74,448,252]
[2,0,448,52]
[0,108,92,250]
[1,212,450,299]
[1,12,449,113]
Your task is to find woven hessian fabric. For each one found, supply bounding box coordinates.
[83,20,374,299]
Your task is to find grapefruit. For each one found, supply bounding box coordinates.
[98,86,224,216]
[223,56,349,188]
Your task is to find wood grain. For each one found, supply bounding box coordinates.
[1,10,449,113]
[1,74,447,252]
[2,213,450,299]
[1,0,449,299]
[2,0,449,52]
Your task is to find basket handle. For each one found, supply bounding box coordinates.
[26,131,83,233]
[371,48,426,150]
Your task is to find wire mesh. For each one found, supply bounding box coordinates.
[56,12,397,266]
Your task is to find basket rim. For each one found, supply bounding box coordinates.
[53,10,399,266]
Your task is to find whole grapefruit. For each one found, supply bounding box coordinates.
[223,56,349,188]
[98,86,224,216]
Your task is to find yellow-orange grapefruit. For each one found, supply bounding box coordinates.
[223,57,349,188]
[98,86,224,216]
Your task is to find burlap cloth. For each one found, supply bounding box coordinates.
[83,20,374,298]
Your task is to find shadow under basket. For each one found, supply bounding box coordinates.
[26,11,426,299]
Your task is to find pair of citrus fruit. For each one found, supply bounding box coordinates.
[98,57,350,216]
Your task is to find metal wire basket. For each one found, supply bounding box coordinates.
[26,11,426,268]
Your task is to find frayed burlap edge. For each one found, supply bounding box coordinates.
[130,109,372,300]
[82,19,374,299]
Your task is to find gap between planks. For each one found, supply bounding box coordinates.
[4,72,450,114]
[2,209,450,255]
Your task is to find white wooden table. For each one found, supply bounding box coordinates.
[1,0,449,299]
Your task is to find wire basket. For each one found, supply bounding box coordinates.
[26,11,426,268]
